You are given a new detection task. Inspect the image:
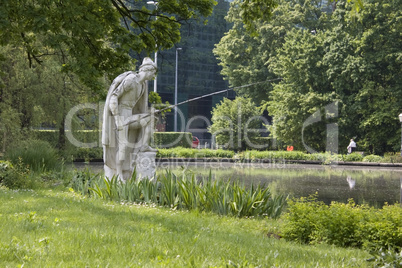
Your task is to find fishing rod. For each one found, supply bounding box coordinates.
[157,77,282,113]
[122,78,281,126]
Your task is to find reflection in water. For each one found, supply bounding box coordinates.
[164,165,402,207]
[347,176,356,190]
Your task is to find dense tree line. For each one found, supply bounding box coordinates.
[214,0,401,154]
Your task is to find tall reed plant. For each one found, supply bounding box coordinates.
[5,140,59,172]
[87,170,287,219]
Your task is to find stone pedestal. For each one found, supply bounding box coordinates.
[132,151,157,180]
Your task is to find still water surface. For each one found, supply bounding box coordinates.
[76,161,402,207]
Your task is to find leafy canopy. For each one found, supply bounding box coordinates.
[0,0,216,91]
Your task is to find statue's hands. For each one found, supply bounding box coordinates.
[139,116,151,127]
[115,116,124,131]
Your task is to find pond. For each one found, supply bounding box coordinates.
[74,161,402,207]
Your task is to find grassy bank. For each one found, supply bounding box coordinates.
[0,187,371,267]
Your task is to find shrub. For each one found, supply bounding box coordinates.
[343,152,364,162]
[356,204,402,250]
[156,148,235,158]
[205,149,235,158]
[236,150,309,161]
[0,159,32,189]
[310,200,365,247]
[280,194,325,244]
[306,153,343,163]
[72,147,103,161]
[250,137,271,150]
[0,160,13,183]
[153,132,192,148]
[281,195,402,250]
[363,154,383,163]
[383,152,402,163]
[5,140,59,172]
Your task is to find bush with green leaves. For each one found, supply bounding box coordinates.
[5,139,59,172]
[356,204,402,250]
[153,132,192,148]
[0,160,13,184]
[363,154,383,163]
[156,148,397,165]
[306,152,343,163]
[383,152,402,163]
[235,150,308,162]
[343,152,364,162]
[157,147,234,158]
[71,147,103,161]
[0,159,33,189]
[281,195,402,250]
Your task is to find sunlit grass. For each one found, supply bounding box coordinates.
[0,187,371,267]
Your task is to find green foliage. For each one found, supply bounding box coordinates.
[363,154,383,163]
[215,0,331,106]
[5,140,59,172]
[68,169,100,196]
[367,248,402,268]
[236,150,308,161]
[343,152,364,162]
[216,0,401,155]
[281,195,402,250]
[0,0,216,91]
[209,97,264,151]
[87,170,287,219]
[157,147,197,158]
[233,0,277,33]
[33,129,103,161]
[0,159,32,189]
[71,148,103,162]
[0,160,13,186]
[148,92,171,118]
[252,137,272,150]
[153,132,192,148]
[383,153,402,164]
[357,204,402,250]
[157,147,235,158]
[0,158,70,189]
[306,153,343,164]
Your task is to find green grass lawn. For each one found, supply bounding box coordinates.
[0,187,371,267]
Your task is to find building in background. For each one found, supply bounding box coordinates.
[148,0,235,145]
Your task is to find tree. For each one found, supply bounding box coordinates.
[268,0,401,154]
[215,0,400,154]
[322,0,402,154]
[209,97,264,151]
[213,0,332,106]
[0,0,216,91]
[267,28,336,152]
[0,45,96,150]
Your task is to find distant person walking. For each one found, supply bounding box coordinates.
[347,139,356,154]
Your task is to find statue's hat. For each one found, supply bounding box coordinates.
[140,57,157,70]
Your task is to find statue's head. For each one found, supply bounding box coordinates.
[139,57,157,74]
